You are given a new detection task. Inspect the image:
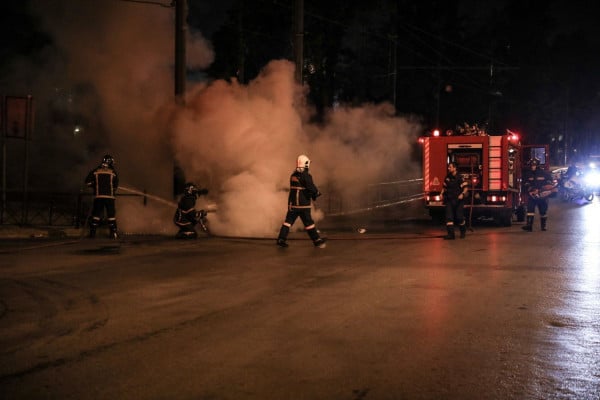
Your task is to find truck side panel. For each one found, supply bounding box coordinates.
[489,135,503,191]
[421,133,525,226]
[422,138,447,194]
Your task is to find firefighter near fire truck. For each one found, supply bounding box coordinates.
[441,162,469,239]
[521,158,554,232]
[420,125,549,228]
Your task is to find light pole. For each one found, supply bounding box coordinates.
[174,0,187,105]
[294,0,304,85]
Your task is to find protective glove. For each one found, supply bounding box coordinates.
[194,210,207,220]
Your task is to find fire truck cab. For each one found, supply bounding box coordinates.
[420,129,549,226]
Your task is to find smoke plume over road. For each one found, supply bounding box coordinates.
[2,0,421,237]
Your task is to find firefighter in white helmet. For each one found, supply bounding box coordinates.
[276,154,327,248]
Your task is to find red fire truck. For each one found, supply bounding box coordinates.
[419,128,550,226]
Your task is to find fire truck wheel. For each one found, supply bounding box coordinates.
[496,211,512,227]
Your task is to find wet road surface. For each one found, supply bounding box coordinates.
[0,199,599,399]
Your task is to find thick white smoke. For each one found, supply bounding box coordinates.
[171,60,422,237]
[6,1,421,236]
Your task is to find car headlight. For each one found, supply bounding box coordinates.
[584,172,600,187]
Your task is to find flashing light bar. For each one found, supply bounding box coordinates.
[506,129,520,142]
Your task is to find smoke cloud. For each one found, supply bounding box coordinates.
[3,0,421,237]
[170,60,422,237]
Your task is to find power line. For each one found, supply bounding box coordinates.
[116,0,173,7]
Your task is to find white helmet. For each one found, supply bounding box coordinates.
[297,154,311,170]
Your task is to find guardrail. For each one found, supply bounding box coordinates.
[1,178,425,226]
[0,190,149,227]
[320,178,424,216]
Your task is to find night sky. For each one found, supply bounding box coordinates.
[2,1,599,159]
[201,0,600,162]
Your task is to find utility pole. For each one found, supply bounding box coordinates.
[173,0,187,195]
[174,0,187,105]
[237,5,245,83]
[294,0,304,84]
[388,35,397,110]
[564,85,570,165]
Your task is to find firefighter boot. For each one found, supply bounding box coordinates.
[522,216,533,232]
[313,237,327,248]
[307,227,327,248]
[443,225,455,240]
[109,221,118,239]
[459,223,466,239]
[276,224,290,247]
[540,216,547,231]
[88,216,100,238]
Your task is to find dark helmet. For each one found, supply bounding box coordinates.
[101,154,114,168]
[184,182,198,196]
[528,158,540,167]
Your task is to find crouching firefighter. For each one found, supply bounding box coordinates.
[276,154,327,248]
[174,182,209,239]
[85,154,119,239]
[442,161,469,240]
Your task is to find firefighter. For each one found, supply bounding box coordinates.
[565,162,579,180]
[442,161,469,240]
[276,154,327,248]
[522,158,553,232]
[174,182,209,239]
[85,154,119,239]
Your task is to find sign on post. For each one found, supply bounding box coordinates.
[4,96,33,139]
[2,95,34,224]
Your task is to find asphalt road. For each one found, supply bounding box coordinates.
[1,198,599,399]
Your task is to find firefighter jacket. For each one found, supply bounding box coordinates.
[288,169,320,209]
[443,172,467,203]
[85,166,118,199]
[523,168,553,195]
[174,193,199,227]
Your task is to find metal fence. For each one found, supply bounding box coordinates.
[0,190,147,227]
[1,190,80,226]
[320,178,424,217]
[1,178,425,227]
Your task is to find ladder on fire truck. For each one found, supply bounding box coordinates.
[488,136,503,191]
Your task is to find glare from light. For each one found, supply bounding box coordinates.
[584,171,600,187]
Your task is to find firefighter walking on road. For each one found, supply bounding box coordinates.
[442,161,469,240]
[276,154,327,248]
[522,158,553,232]
[85,154,119,239]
